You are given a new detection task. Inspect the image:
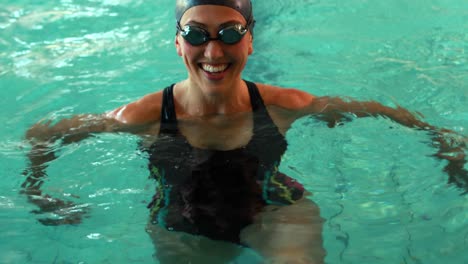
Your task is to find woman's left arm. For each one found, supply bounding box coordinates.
[262,83,467,192]
[303,96,467,192]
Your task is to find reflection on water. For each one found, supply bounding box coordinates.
[1,0,174,90]
[0,0,467,263]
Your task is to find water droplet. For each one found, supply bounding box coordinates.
[86,233,102,240]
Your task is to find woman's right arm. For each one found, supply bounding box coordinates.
[22,114,128,225]
[22,91,163,225]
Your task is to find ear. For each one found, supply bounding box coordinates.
[247,35,253,55]
[175,35,182,57]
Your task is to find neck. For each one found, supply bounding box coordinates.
[176,79,250,117]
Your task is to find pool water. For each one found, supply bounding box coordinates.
[1,0,467,263]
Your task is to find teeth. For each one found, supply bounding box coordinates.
[201,64,228,73]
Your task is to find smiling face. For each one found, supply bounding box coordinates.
[176,5,253,96]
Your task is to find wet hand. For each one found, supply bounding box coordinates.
[28,194,90,226]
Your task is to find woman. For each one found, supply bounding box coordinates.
[23,0,467,263]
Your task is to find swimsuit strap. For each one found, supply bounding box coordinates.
[245,80,263,111]
[159,84,178,135]
[159,81,274,135]
[244,80,279,134]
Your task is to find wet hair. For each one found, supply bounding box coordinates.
[175,0,255,34]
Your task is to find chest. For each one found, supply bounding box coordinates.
[177,113,254,150]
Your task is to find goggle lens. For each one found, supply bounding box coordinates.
[219,26,245,44]
[182,27,207,46]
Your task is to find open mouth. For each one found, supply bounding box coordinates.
[199,63,230,74]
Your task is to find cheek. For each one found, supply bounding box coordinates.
[176,39,201,60]
[183,48,200,63]
[237,36,253,56]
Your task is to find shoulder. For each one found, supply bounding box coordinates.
[255,83,316,110]
[253,83,318,132]
[107,87,167,125]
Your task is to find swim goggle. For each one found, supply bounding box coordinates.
[176,23,249,46]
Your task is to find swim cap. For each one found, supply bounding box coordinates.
[175,0,254,28]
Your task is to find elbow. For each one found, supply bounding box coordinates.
[25,122,55,143]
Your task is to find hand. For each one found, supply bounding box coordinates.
[37,209,88,226]
[28,194,90,226]
[431,131,468,191]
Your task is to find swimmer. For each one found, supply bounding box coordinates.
[22,0,467,263]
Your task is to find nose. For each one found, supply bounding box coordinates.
[203,40,224,60]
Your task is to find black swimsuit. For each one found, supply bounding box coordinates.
[146,80,304,243]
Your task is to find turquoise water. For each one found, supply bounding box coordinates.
[1,0,467,263]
